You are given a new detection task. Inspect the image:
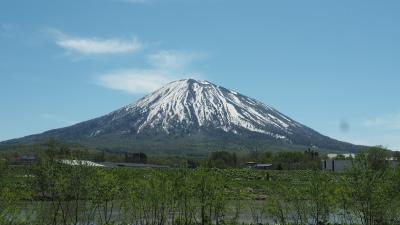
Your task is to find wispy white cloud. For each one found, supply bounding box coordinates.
[364,113,400,129]
[147,50,200,71]
[50,29,143,55]
[97,50,203,94]
[97,70,175,94]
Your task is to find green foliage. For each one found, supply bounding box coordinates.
[338,147,400,225]
[0,160,29,224]
[358,146,391,171]
[207,151,238,168]
[1,147,400,225]
[259,150,321,170]
[124,152,147,163]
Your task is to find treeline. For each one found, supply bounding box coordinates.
[1,148,400,225]
[205,148,321,170]
[0,139,149,164]
[4,139,397,171]
[0,139,323,169]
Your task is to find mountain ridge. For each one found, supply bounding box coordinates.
[0,79,362,153]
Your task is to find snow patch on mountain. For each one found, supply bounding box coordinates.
[115,79,303,140]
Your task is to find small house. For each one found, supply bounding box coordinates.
[321,159,353,172]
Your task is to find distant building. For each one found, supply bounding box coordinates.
[327,153,355,159]
[20,155,36,161]
[321,159,353,172]
[322,159,399,172]
[246,162,273,170]
[8,155,36,165]
[253,164,273,170]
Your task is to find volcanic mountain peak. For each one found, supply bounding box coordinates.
[108,79,302,140]
[1,79,360,153]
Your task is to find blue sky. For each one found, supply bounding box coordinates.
[1,0,399,150]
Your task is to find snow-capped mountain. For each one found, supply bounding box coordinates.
[1,79,360,152]
[108,79,301,139]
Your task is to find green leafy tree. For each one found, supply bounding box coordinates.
[341,147,399,225]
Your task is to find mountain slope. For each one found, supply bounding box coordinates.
[1,79,361,153]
